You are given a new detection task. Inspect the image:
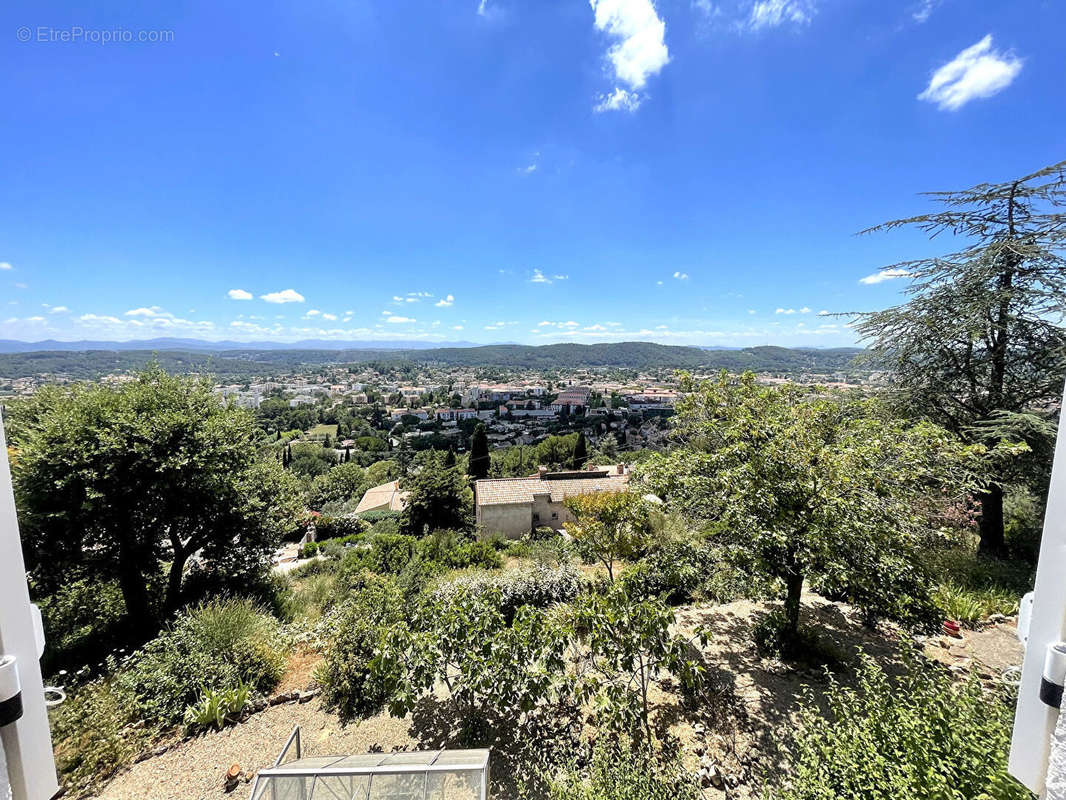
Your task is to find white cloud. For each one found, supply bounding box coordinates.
[860,268,911,285]
[435,294,455,307]
[553,274,569,281]
[747,309,757,314]
[656,280,663,286]
[519,152,540,174]
[0,262,11,271]
[818,309,830,316]
[538,321,554,327]
[306,309,322,317]
[918,35,1022,111]
[594,87,643,113]
[776,307,796,314]
[79,313,122,325]
[24,316,45,323]
[800,306,811,313]
[227,289,253,300]
[385,315,416,324]
[50,306,69,314]
[912,0,939,23]
[589,0,669,112]
[673,271,689,280]
[453,325,464,330]
[322,313,338,321]
[260,288,305,304]
[14,283,27,289]
[529,269,558,284]
[747,0,815,30]
[125,306,162,317]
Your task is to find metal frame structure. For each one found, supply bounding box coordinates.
[249,728,489,800]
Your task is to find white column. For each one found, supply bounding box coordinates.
[1009,377,1066,794]
[0,415,59,800]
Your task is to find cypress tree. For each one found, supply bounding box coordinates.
[469,423,490,479]
[444,447,457,468]
[573,431,588,469]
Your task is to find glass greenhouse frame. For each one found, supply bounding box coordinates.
[249,727,490,800]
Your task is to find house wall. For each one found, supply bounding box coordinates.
[477,501,533,539]
[530,493,573,530]
[477,495,577,539]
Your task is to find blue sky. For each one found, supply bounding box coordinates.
[1,0,1063,347]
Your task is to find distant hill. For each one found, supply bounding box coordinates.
[0,337,479,354]
[0,341,868,381]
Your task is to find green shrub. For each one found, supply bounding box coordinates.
[429,563,588,622]
[415,531,502,570]
[289,557,338,579]
[280,571,340,622]
[544,742,701,800]
[619,539,721,605]
[118,598,285,726]
[772,652,1030,800]
[362,533,417,574]
[50,678,148,796]
[377,584,570,737]
[530,525,560,542]
[314,515,367,541]
[933,582,1018,625]
[316,574,404,720]
[926,548,1031,624]
[504,540,533,558]
[358,509,402,526]
[36,577,127,674]
[1005,487,1043,563]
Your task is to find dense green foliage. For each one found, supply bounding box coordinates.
[399,464,474,534]
[564,491,650,581]
[428,562,589,622]
[12,366,303,624]
[640,372,983,639]
[855,161,1066,555]
[317,574,405,720]
[117,599,285,726]
[773,652,1030,800]
[543,742,702,800]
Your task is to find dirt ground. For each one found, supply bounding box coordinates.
[94,592,1024,800]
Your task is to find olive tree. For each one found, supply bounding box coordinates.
[12,366,302,626]
[639,372,986,637]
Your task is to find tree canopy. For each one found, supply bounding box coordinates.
[400,464,473,535]
[638,372,985,636]
[854,160,1066,553]
[11,366,303,626]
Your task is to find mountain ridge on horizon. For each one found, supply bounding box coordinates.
[0,337,854,355]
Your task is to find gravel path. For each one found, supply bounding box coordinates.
[96,700,417,800]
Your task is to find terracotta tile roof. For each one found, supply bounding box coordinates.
[475,473,628,506]
[354,480,408,513]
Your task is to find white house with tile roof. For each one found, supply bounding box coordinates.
[475,464,628,539]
